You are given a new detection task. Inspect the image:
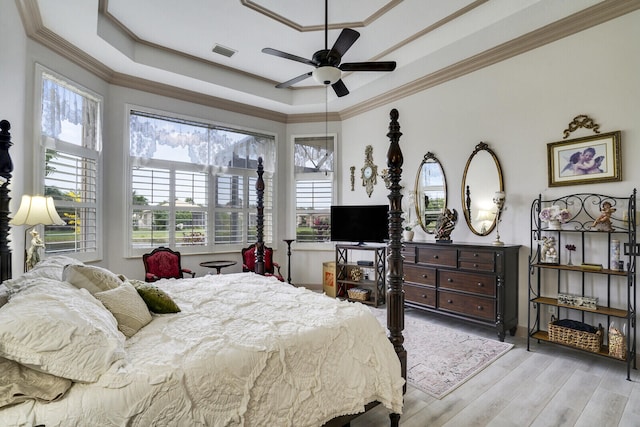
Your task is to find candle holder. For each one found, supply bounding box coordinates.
[283,239,295,284]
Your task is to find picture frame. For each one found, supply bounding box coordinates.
[547,131,621,187]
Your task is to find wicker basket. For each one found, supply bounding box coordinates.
[548,317,603,353]
[347,287,370,301]
[608,331,627,360]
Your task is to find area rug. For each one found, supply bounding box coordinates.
[370,308,513,399]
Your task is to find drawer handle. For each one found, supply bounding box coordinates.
[473,263,478,268]
[473,253,479,257]
[477,282,484,287]
[447,299,453,304]
[421,294,427,299]
[421,274,428,278]
[477,305,483,311]
[447,278,453,282]
[433,255,439,259]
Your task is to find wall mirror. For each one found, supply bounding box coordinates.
[461,142,504,236]
[414,152,447,234]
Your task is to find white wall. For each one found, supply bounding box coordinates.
[341,11,640,342]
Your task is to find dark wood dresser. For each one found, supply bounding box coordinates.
[403,241,520,341]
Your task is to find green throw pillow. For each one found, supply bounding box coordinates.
[127,280,181,314]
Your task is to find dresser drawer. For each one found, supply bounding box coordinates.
[402,245,416,263]
[417,247,457,267]
[438,270,496,297]
[459,250,495,272]
[405,283,436,308]
[439,290,495,321]
[404,264,436,286]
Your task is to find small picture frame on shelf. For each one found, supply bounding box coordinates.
[547,131,621,187]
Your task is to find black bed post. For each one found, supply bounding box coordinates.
[386,109,405,426]
[0,120,13,282]
[254,157,265,275]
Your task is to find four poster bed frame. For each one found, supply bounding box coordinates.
[0,109,407,426]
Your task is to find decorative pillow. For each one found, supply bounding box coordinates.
[0,279,125,382]
[63,264,122,295]
[2,255,84,294]
[0,357,72,409]
[128,279,181,314]
[95,282,153,338]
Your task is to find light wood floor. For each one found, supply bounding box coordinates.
[350,309,640,427]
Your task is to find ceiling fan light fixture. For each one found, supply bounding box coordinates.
[313,66,341,85]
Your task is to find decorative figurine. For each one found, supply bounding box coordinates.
[435,208,458,242]
[26,229,45,270]
[593,201,615,231]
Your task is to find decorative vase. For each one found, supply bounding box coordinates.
[403,230,414,241]
[548,219,562,230]
[567,251,573,266]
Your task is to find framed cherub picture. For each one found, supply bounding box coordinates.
[547,131,621,187]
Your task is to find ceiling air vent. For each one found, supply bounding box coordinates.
[212,44,237,58]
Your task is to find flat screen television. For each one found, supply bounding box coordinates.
[330,204,389,245]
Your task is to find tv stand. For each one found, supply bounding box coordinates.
[335,244,386,307]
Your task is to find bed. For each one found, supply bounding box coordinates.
[0,111,408,426]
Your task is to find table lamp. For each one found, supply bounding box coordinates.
[10,195,66,271]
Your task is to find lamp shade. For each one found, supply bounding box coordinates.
[10,195,66,226]
[312,66,341,85]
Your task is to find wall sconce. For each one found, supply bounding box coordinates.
[492,191,506,246]
[10,195,66,271]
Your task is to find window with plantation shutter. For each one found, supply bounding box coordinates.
[128,110,275,254]
[294,135,334,243]
[39,67,102,260]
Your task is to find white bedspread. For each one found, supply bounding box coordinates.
[1,273,403,426]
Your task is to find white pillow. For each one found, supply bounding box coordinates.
[63,264,122,295]
[0,279,125,383]
[2,255,84,294]
[95,282,153,338]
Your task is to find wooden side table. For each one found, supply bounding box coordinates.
[200,260,237,274]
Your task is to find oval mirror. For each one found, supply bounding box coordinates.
[461,142,504,236]
[414,152,447,234]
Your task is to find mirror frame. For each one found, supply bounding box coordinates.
[414,152,447,234]
[461,142,504,236]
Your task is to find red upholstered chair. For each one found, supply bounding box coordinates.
[142,247,195,282]
[241,243,284,281]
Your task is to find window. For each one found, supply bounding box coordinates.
[128,110,275,254]
[39,68,102,260]
[294,135,334,243]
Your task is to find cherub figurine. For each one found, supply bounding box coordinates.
[539,236,557,263]
[26,229,46,270]
[593,201,615,231]
[435,208,458,242]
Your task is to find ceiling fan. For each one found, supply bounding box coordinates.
[261,0,396,97]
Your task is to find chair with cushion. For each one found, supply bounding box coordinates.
[142,246,195,282]
[241,243,284,282]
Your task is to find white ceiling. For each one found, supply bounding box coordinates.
[24,0,627,117]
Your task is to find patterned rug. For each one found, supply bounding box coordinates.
[370,308,513,399]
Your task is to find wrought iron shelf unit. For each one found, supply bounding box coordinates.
[527,191,638,379]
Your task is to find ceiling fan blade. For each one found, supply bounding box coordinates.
[332,79,349,97]
[328,29,360,60]
[275,72,313,89]
[262,48,317,67]
[340,61,397,72]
